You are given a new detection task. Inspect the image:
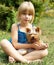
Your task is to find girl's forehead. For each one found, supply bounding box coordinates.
[21,7,34,15]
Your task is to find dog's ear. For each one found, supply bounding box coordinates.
[35,27,40,32]
[26,28,31,33]
[35,27,42,35]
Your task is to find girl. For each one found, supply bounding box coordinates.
[0,1,48,63]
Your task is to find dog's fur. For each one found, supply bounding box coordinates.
[26,26,48,50]
[26,27,42,44]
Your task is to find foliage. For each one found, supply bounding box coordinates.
[0,4,16,31]
[0,0,54,31]
[31,0,48,24]
[6,8,17,31]
[0,0,24,8]
[0,4,10,30]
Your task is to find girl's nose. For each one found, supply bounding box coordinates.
[25,14,29,18]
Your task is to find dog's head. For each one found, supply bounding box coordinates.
[26,27,41,43]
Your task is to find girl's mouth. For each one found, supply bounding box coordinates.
[24,19,29,21]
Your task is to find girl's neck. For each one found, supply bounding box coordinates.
[20,22,29,27]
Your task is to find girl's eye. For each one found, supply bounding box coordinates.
[29,13,32,16]
[22,12,26,15]
[22,13,26,15]
[22,12,32,16]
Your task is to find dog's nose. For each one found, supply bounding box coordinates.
[31,37,34,40]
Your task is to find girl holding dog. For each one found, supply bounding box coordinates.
[0,1,48,63]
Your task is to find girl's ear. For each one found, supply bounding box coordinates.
[26,28,31,33]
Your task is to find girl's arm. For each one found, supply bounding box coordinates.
[32,40,48,50]
[11,24,32,49]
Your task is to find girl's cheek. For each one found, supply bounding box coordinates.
[30,16,32,20]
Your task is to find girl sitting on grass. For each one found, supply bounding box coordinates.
[0,1,48,63]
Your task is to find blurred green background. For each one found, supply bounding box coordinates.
[0,0,54,31]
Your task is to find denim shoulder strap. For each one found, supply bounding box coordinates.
[17,23,20,30]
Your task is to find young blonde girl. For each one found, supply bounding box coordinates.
[0,1,48,63]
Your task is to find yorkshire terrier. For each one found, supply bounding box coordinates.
[26,27,48,50]
[26,27,41,44]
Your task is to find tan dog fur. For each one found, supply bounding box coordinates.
[26,27,41,44]
[26,27,48,50]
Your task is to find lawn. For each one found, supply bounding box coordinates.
[0,17,54,65]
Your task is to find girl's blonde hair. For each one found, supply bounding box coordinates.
[17,1,35,23]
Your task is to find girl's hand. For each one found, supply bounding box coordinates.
[32,43,48,50]
[40,43,48,49]
[31,43,41,50]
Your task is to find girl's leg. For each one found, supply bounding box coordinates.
[0,39,48,63]
[0,39,29,63]
[23,49,48,61]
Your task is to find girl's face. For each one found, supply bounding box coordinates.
[20,11,33,24]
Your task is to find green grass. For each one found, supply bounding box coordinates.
[0,17,54,65]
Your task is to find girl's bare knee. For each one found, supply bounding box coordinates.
[0,39,8,47]
[41,49,48,57]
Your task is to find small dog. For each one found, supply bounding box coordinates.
[26,26,48,50]
[26,27,41,44]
